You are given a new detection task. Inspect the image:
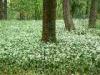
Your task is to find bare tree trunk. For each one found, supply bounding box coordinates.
[4,0,7,19]
[19,12,25,20]
[0,0,4,20]
[86,0,90,17]
[63,0,75,31]
[42,0,56,43]
[89,0,97,28]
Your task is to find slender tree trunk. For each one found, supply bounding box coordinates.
[63,0,75,31]
[42,0,56,43]
[89,0,97,28]
[71,1,76,18]
[34,0,39,20]
[85,0,90,17]
[0,0,4,20]
[4,0,7,19]
[19,12,25,20]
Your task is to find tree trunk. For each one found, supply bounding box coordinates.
[0,0,4,20]
[85,0,90,18]
[42,0,56,43]
[34,0,39,20]
[19,12,25,20]
[63,0,75,31]
[4,0,7,19]
[89,0,97,28]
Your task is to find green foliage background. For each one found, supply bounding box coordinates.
[8,0,99,20]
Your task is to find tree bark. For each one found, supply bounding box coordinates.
[42,0,56,43]
[0,0,7,20]
[63,0,75,31]
[19,12,25,20]
[89,0,97,28]
[0,0,4,20]
[85,0,89,18]
[4,0,7,19]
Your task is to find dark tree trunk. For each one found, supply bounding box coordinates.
[19,12,25,20]
[63,0,75,31]
[0,0,4,20]
[42,0,56,43]
[0,0,7,20]
[4,0,7,19]
[85,0,89,18]
[89,0,97,28]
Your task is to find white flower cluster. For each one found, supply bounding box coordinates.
[0,20,100,74]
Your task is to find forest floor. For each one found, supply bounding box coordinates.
[0,20,100,75]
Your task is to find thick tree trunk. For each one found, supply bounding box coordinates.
[0,0,4,20]
[42,0,56,43]
[63,0,75,31]
[89,0,97,28]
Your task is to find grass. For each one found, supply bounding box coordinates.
[0,20,100,75]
